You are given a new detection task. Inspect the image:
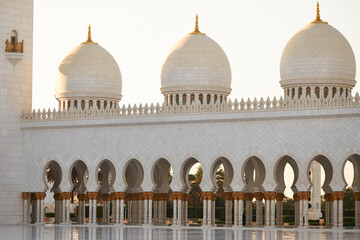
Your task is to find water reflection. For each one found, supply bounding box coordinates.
[4,225,360,240]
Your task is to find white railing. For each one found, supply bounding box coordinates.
[21,93,360,122]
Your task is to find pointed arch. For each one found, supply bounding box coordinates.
[151,158,172,193]
[123,158,144,193]
[273,155,299,194]
[242,156,265,192]
[43,160,62,194]
[210,157,234,192]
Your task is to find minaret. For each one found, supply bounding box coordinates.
[0,0,33,224]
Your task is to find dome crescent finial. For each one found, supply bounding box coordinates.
[82,24,98,44]
[88,25,92,42]
[311,1,328,24]
[191,14,205,35]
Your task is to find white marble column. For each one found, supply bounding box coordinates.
[332,192,338,228]
[254,193,263,227]
[92,199,97,224]
[148,197,153,225]
[40,198,45,224]
[62,196,66,223]
[245,193,254,227]
[22,193,30,224]
[66,198,70,223]
[54,193,62,224]
[35,197,40,224]
[264,193,272,227]
[177,198,182,226]
[276,193,284,227]
[88,192,98,224]
[128,199,132,224]
[144,198,148,225]
[338,199,343,228]
[114,199,119,224]
[338,191,345,229]
[153,197,158,225]
[303,198,309,228]
[173,197,177,225]
[299,197,303,227]
[102,195,111,224]
[270,198,275,227]
[293,193,300,227]
[120,198,124,225]
[207,198,212,226]
[88,196,93,224]
[325,200,331,227]
[224,192,232,226]
[64,193,71,224]
[139,197,144,225]
[233,199,238,226]
[203,196,207,226]
[239,199,244,227]
[332,199,338,228]
[77,194,87,224]
[265,199,270,227]
[225,200,232,226]
[212,197,215,226]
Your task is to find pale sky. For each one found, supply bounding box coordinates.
[33,0,359,197]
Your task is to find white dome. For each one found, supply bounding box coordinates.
[161,33,231,95]
[55,43,122,101]
[280,22,356,88]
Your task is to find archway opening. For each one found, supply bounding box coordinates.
[210,157,234,224]
[70,160,89,202]
[342,154,360,228]
[124,159,144,225]
[96,159,116,223]
[307,155,333,224]
[242,156,265,193]
[242,156,266,226]
[181,158,202,223]
[97,159,116,194]
[274,155,299,226]
[42,160,62,224]
[70,160,89,224]
[151,158,172,225]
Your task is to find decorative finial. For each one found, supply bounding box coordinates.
[87,25,92,42]
[191,14,205,35]
[311,1,328,24]
[82,24,98,44]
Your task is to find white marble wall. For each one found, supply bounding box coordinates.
[22,107,359,196]
[0,0,33,224]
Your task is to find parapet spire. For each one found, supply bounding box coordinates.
[311,1,328,24]
[191,14,205,35]
[82,24,98,44]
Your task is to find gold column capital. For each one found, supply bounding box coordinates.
[22,192,30,200]
[254,192,264,201]
[275,193,285,201]
[245,193,254,201]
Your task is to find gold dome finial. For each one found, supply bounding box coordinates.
[191,14,205,35]
[311,1,328,24]
[82,24,98,44]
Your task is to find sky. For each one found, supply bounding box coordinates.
[33,0,359,197]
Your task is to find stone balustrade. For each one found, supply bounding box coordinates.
[21,93,360,122]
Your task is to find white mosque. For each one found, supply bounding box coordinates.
[1,0,360,230]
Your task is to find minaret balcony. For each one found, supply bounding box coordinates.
[5,39,24,53]
[4,39,24,67]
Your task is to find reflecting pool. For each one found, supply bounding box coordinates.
[1,225,360,240]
